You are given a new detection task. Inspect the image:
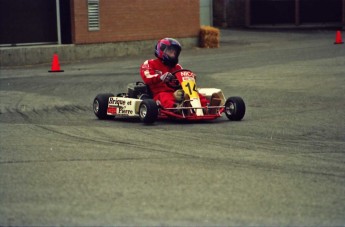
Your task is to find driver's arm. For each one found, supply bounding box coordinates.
[140,60,162,85]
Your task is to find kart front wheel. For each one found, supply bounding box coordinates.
[93,93,114,120]
[225,96,246,121]
[139,99,158,124]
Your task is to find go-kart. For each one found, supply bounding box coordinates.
[93,69,245,124]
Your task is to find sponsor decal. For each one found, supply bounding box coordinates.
[180,71,195,77]
[107,106,117,114]
[118,107,133,115]
[108,97,135,115]
[182,76,195,81]
[108,97,126,105]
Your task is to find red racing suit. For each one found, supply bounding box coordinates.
[140,58,207,108]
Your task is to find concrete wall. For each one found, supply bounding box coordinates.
[0,37,198,67]
[200,0,213,26]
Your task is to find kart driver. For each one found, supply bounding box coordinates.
[140,37,207,109]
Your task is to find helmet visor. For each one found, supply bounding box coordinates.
[164,45,180,58]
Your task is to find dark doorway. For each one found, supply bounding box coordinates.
[0,0,57,45]
[250,0,295,25]
[0,0,72,46]
[249,0,343,26]
[300,0,342,23]
[60,0,72,44]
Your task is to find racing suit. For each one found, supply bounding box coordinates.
[140,58,207,108]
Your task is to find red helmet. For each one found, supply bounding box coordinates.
[155,38,182,67]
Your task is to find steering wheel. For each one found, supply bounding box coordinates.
[165,69,193,89]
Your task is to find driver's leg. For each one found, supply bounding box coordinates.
[154,92,176,108]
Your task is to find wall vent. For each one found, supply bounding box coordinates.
[88,0,100,31]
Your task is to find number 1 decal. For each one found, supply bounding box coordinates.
[185,82,197,95]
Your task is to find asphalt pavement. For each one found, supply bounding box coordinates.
[0,29,344,226]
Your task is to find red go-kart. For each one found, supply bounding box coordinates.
[93,69,245,124]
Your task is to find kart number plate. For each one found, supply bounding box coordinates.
[181,80,198,99]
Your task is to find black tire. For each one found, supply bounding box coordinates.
[225,96,246,121]
[139,99,158,124]
[93,93,114,120]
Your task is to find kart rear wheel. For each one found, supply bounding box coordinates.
[139,99,158,124]
[225,96,245,121]
[93,93,114,120]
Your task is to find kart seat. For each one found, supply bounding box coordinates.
[127,82,153,99]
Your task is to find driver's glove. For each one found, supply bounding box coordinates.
[160,72,173,83]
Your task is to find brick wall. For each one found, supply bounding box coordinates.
[71,0,200,44]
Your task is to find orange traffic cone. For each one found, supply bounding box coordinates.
[334,30,344,44]
[48,53,64,72]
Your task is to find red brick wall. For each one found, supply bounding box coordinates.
[71,0,200,44]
